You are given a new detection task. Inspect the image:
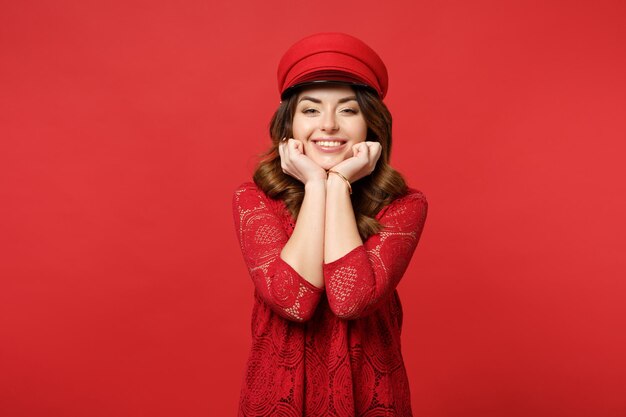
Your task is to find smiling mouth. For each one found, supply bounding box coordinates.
[311,138,347,147]
[314,140,344,147]
[311,139,347,153]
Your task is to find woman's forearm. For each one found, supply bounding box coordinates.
[324,174,363,264]
[279,179,327,288]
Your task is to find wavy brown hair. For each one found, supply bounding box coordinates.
[253,84,408,241]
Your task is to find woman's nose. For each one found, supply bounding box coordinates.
[320,111,339,132]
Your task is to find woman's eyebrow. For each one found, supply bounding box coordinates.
[298,96,357,104]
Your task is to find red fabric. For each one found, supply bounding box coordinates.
[276,32,389,100]
[232,181,428,417]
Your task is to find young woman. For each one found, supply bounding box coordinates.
[232,32,428,417]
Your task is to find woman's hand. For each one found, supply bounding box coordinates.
[278,138,327,185]
[329,141,382,183]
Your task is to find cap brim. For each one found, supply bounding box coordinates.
[280,51,382,98]
[280,80,379,100]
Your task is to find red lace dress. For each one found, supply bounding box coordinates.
[232,181,428,417]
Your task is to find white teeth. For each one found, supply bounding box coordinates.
[316,141,343,147]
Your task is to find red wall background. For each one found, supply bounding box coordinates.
[1,1,625,416]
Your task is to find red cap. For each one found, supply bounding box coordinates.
[277,32,389,100]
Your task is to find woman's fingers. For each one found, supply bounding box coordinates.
[368,142,382,162]
[361,141,381,164]
[356,142,370,160]
[329,140,383,183]
[279,139,294,175]
[294,139,304,154]
[280,138,309,182]
[278,142,285,167]
[352,142,364,158]
[364,141,380,152]
[279,137,327,184]
[361,142,370,158]
[287,138,304,155]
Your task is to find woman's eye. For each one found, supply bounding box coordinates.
[301,108,358,114]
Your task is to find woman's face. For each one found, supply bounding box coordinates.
[291,84,368,171]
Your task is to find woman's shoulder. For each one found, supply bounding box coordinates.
[375,185,428,220]
[390,186,428,208]
[233,179,269,201]
[233,180,261,196]
[232,181,285,213]
[405,186,428,208]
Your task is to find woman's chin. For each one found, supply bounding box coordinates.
[313,155,345,171]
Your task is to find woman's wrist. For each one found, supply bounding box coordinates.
[326,171,352,195]
[304,178,327,190]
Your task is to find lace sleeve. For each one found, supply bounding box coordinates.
[322,190,428,319]
[232,182,324,322]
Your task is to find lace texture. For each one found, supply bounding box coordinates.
[233,181,428,417]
